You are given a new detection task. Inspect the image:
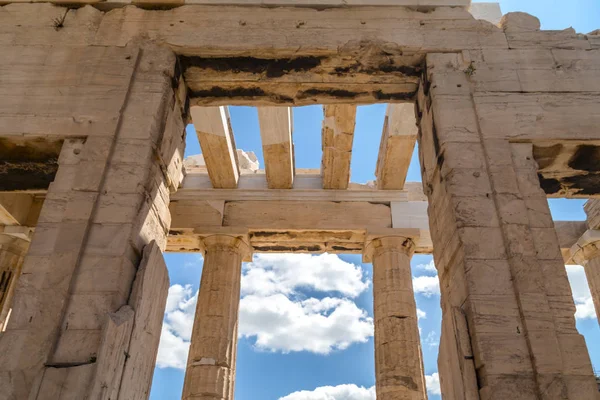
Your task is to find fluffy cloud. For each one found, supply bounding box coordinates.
[156,284,196,369]
[242,254,370,298]
[565,265,597,320]
[424,331,439,348]
[426,373,441,396]
[279,384,375,400]
[278,373,442,400]
[413,275,440,297]
[416,259,437,273]
[239,294,373,354]
[156,254,375,369]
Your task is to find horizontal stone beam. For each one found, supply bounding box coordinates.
[167,195,584,261]
[173,172,427,202]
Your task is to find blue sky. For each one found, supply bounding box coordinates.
[150,2,600,399]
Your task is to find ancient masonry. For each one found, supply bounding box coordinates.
[0,0,599,399]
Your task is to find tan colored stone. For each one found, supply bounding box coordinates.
[182,235,249,400]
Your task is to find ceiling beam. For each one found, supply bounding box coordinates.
[321,105,357,189]
[190,106,240,189]
[257,107,295,189]
[376,103,418,190]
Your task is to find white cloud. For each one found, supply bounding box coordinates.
[417,309,427,319]
[424,331,439,348]
[156,284,196,369]
[413,275,440,297]
[156,254,375,369]
[565,265,597,320]
[416,259,437,273]
[242,254,370,298]
[426,373,441,396]
[279,384,375,400]
[239,294,373,354]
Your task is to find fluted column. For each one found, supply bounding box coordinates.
[0,235,29,331]
[570,230,600,324]
[365,236,427,400]
[182,235,251,400]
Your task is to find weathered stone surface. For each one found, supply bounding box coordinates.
[366,236,427,400]
[182,235,250,400]
[417,54,599,399]
[0,43,186,399]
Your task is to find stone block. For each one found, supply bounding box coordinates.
[85,223,135,258]
[51,329,102,364]
[464,259,514,296]
[444,168,493,197]
[495,193,529,225]
[458,227,507,260]
[73,255,137,297]
[531,227,563,260]
[500,12,541,32]
[431,95,481,144]
[62,292,126,331]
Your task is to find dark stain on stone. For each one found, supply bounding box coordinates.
[537,174,562,195]
[372,90,416,101]
[567,145,600,172]
[297,88,361,99]
[189,87,294,104]
[334,63,421,77]
[253,245,322,252]
[0,161,58,191]
[331,245,362,251]
[179,55,324,78]
[563,173,600,196]
[0,137,62,191]
[532,144,563,170]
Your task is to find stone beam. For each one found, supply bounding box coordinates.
[376,103,418,190]
[257,107,294,189]
[90,4,510,105]
[190,106,240,189]
[167,196,581,260]
[321,105,357,190]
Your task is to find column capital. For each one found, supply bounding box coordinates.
[570,229,600,265]
[201,234,252,261]
[363,235,416,263]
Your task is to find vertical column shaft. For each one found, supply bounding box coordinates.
[0,236,29,331]
[182,236,249,400]
[584,256,600,323]
[368,237,427,400]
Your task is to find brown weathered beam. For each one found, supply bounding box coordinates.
[257,107,294,189]
[376,103,418,189]
[190,106,240,189]
[321,105,357,189]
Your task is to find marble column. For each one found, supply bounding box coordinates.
[365,236,427,400]
[570,230,600,325]
[182,235,250,400]
[0,235,29,332]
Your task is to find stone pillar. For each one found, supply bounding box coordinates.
[364,236,427,400]
[0,43,186,400]
[417,52,599,399]
[182,235,251,400]
[570,229,600,325]
[580,200,600,324]
[0,235,29,332]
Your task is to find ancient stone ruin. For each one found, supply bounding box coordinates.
[0,0,599,399]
